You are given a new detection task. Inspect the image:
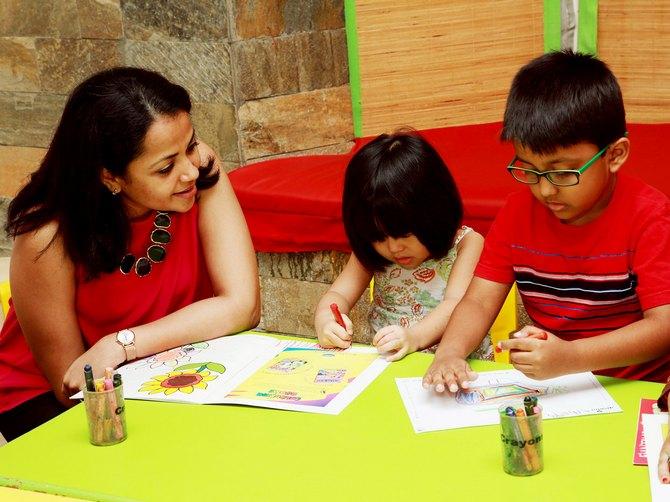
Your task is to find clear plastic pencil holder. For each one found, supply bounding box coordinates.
[83,385,127,446]
[498,401,543,476]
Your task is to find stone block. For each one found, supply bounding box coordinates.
[295,30,344,91]
[0,92,66,147]
[77,0,123,39]
[283,0,344,33]
[257,251,349,283]
[191,102,238,162]
[36,39,122,94]
[233,0,343,39]
[259,275,371,343]
[238,85,353,159]
[245,140,353,163]
[124,40,233,103]
[232,37,298,100]
[233,0,287,40]
[0,38,40,92]
[122,0,228,41]
[0,145,45,197]
[0,0,80,37]
[330,28,349,87]
[0,197,12,257]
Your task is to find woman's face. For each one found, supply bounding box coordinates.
[114,111,201,218]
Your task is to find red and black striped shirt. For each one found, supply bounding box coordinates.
[476,175,670,382]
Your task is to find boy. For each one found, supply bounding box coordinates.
[423,50,670,392]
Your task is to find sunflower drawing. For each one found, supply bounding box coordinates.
[139,364,223,396]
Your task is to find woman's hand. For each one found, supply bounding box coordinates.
[61,335,126,397]
[373,325,418,361]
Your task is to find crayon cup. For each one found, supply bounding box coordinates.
[498,401,543,476]
[83,384,127,446]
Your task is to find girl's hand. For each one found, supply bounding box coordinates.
[61,335,126,397]
[497,326,573,379]
[373,325,418,361]
[658,432,670,483]
[317,314,353,349]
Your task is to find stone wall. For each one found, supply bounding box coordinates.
[0,0,353,251]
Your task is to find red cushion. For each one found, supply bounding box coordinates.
[229,123,668,253]
[229,154,352,252]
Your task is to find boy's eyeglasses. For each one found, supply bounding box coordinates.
[506,143,611,187]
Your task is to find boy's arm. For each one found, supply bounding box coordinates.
[501,305,670,379]
[423,277,511,392]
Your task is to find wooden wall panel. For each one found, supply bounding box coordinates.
[599,1,670,123]
[355,0,544,136]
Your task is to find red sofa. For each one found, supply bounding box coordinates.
[229,123,668,253]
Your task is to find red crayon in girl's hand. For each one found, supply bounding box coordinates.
[330,303,346,329]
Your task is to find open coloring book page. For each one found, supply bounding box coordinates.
[396,370,621,433]
[73,332,389,415]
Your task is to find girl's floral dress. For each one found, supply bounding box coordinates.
[369,226,493,360]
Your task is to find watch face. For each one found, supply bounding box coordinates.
[117,329,134,345]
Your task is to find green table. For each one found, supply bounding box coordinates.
[0,337,661,501]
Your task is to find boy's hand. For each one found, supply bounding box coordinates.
[497,326,573,379]
[422,353,478,393]
[373,325,418,361]
[317,314,353,349]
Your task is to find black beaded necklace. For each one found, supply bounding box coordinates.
[119,211,171,277]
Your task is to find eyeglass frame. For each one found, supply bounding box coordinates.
[506,142,612,187]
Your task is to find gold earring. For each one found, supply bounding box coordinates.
[111,187,121,195]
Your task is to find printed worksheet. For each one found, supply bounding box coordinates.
[396,370,621,433]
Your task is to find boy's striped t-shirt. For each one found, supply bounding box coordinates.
[475,175,670,382]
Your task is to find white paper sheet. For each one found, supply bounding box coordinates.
[642,414,670,501]
[396,370,621,433]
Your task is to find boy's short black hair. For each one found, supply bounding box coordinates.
[342,131,463,272]
[502,50,627,153]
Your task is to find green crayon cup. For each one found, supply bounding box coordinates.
[83,385,127,446]
[498,400,543,476]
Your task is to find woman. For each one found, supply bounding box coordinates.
[0,67,260,441]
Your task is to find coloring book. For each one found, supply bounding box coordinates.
[396,370,621,433]
[76,331,389,415]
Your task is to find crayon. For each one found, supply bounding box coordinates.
[84,364,95,392]
[515,408,541,471]
[329,303,346,330]
[113,374,122,388]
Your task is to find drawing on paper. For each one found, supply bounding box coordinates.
[132,342,210,370]
[455,382,548,405]
[266,358,310,374]
[138,362,225,396]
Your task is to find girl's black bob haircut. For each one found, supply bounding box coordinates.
[502,50,627,154]
[342,130,463,272]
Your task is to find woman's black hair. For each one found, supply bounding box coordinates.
[6,67,219,279]
[501,50,627,153]
[342,131,463,272]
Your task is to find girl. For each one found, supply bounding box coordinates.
[0,68,260,441]
[314,131,490,361]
